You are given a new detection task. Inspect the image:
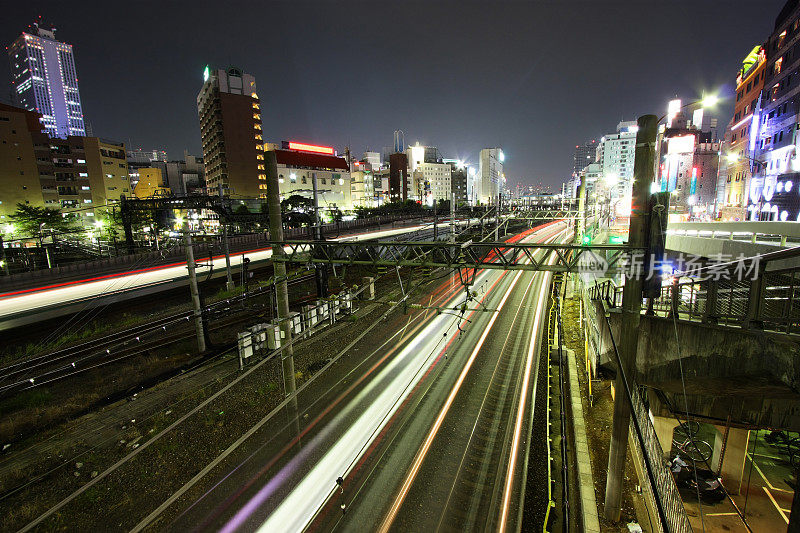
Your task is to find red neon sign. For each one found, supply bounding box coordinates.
[288,142,334,155]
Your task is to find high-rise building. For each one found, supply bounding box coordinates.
[597,121,637,199]
[0,103,129,224]
[197,66,264,198]
[479,148,504,204]
[448,162,468,206]
[0,103,46,221]
[572,140,598,177]
[748,0,800,221]
[717,45,766,220]
[655,100,719,219]
[7,22,86,138]
[389,152,408,202]
[405,143,450,204]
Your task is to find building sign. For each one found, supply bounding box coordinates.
[286,142,334,155]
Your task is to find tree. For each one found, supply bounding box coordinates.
[8,203,79,238]
[281,194,314,213]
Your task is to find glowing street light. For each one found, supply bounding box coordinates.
[725,152,740,164]
[605,172,618,186]
[700,94,719,108]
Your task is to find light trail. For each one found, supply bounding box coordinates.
[0,223,445,323]
[378,225,566,532]
[224,268,498,533]
[378,268,526,533]
[496,235,562,531]
[219,223,563,532]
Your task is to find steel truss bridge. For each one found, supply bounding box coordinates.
[268,239,634,273]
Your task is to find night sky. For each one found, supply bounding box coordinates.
[0,1,788,189]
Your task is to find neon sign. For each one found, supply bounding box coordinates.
[288,142,334,155]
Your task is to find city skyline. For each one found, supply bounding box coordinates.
[0,0,785,188]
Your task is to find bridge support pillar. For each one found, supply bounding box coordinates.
[652,415,678,456]
[712,426,749,495]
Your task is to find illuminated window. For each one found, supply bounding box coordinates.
[251,92,258,99]
[252,103,260,110]
[258,164,265,170]
[255,134,263,141]
[253,113,261,120]
[775,57,784,75]
[258,174,266,180]
[257,154,264,160]
[254,123,262,130]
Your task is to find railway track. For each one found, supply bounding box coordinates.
[435,272,543,531]
[0,273,316,399]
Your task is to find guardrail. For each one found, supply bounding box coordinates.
[590,245,800,334]
[667,220,800,247]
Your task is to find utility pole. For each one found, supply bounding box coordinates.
[183,221,206,353]
[450,192,456,244]
[265,151,296,397]
[312,172,328,298]
[433,197,438,241]
[120,196,135,254]
[576,176,586,242]
[219,184,234,291]
[494,193,501,241]
[603,114,657,521]
[0,236,9,275]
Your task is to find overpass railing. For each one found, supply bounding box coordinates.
[589,245,800,334]
[667,220,800,247]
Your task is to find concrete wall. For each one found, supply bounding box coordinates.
[584,292,800,430]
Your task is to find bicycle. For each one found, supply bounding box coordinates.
[765,430,800,470]
[672,421,713,464]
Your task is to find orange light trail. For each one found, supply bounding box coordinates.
[497,232,564,532]
[380,225,567,532]
[378,268,525,533]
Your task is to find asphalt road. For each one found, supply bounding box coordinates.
[148,221,567,532]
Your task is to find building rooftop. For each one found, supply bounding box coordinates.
[274,149,348,171]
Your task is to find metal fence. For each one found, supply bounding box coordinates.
[586,289,693,533]
[589,245,800,335]
[626,377,693,533]
[0,214,432,292]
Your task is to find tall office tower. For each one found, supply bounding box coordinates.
[7,22,86,138]
[479,147,504,204]
[597,121,638,199]
[197,66,265,198]
[572,139,598,177]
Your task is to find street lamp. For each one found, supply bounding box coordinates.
[700,94,719,108]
